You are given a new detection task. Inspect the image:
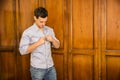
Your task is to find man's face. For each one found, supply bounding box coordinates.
[34,16,48,28]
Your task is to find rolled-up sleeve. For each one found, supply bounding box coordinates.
[19,32,30,55]
[51,29,60,47]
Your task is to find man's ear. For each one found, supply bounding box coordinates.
[34,16,37,20]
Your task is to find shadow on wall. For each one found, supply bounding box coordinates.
[116,0,120,5]
[0,0,6,11]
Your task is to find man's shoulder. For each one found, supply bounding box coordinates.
[23,25,35,35]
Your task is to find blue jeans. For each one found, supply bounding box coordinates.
[30,66,57,80]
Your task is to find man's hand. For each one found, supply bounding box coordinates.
[45,35,60,48]
[37,37,46,45]
[45,35,53,42]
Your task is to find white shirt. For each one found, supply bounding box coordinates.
[19,23,59,69]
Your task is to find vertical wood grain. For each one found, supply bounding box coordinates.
[101,0,120,80]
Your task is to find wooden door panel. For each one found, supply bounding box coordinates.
[106,0,120,50]
[106,56,120,80]
[0,0,15,47]
[68,0,99,80]
[0,0,16,80]
[0,52,16,80]
[73,55,94,80]
[101,0,120,80]
[72,0,94,49]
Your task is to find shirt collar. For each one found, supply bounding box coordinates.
[33,23,48,32]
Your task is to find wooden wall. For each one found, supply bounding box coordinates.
[0,0,120,80]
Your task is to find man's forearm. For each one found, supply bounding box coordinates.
[26,42,40,54]
[52,38,60,48]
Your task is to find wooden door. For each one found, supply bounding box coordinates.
[0,0,41,80]
[0,0,120,80]
[101,0,120,80]
[45,0,67,80]
[16,0,40,80]
[67,0,100,80]
[0,0,17,79]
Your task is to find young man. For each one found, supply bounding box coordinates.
[19,7,60,80]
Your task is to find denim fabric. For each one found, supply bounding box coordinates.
[30,66,57,80]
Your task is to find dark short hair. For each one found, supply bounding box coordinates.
[34,7,48,19]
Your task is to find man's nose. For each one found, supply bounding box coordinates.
[42,22,46,26]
